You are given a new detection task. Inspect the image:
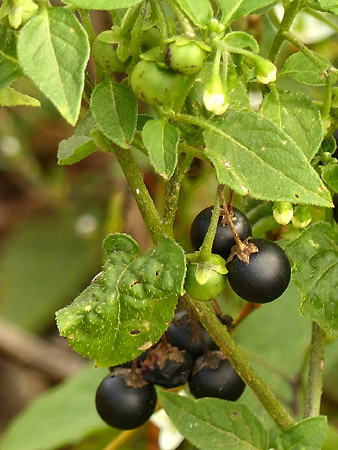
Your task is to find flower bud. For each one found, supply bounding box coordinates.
[0,0,38,29]
[273,202,293,225]
[292,205,312,229]
[247,55,277,84]
[203,75,229,115]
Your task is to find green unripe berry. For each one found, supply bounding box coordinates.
[92,36,128,73]
[166,40,208,76]
[184,263,227,302]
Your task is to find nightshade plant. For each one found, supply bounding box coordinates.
[1,0,338,448]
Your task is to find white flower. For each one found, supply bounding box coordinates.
[150,408,184,450]
[256,63,277,84]
[273,202,293,225]
[292,206,312,229]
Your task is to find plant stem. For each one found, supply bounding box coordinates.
[322,77,332,120]
[103,429,138,450]
[269,0,301,64]
[199,186,222,261]
[79,10,96,47]
[114,146,164,244]
[150,0,169,40]
[165,0,195,36]
[304,322,326,418]
[184,295,295,430]
[162,154,193,237]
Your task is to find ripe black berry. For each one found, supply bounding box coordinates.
[95,369,157,430]
[166,310,217,356]
[141,343,193,388]
[189,351,245,401]
[190,206,252,260]
[227,238,291,303]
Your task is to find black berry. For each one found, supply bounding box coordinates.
[166,310,217,356]
[95,369,157,430]
[227,238,291,303]
[141,343,193,388]
[189,351,245,401]
[190,206,252,260]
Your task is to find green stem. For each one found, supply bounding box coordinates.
[114,146,164,244]
[165,0,195,36]
[184,295,295,430]
[178,142,209,162]
[269,0,301,64]
[322,77,332,120]
[162,154,193,237]
[304,322,326,418]
[199,187,222,261]
[120,4,142,37]
[130,2,147,61]
[79,9,96,47]
[150,0,169,40]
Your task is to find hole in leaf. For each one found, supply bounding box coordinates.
[130,274,143,287]
[130,330,141,335]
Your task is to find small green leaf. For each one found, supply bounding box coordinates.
[279,51,337,86]
[158,390,268,450]
[219,0,277,25]
[204,109,332,207]
[57,113,96,165]
[56,234,141,367]
[142,119,179,180]
[110,237,185,365]
[0,86,40,107]
[276,416,328,450]
[318,0,338,14]
[321,164,338,192]
[63,0,142,10]
[175,0,213,27]
[0,25,23,90]
[1,366,110,450]
[260,89,323,160]
[222,31,259,53]
[17,6,90,125]
[285,223,338,337]
[91,79,137,149]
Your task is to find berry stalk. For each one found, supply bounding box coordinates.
[184,293,295,431]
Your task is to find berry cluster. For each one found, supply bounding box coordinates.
[187,204,291,304]
[95,310,245,430]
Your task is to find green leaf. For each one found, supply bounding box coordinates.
[111,237,185,365]
[57,235,185,366]
[0,25,23,90]
[222,31,259,53]
[63,0,142,10]
[203,109,332,207]
[276,416,328,450]
[56,234,141,367]
[1,366,110,450]
[90,79,137,149]
[58,112,96,165]
[260,89,323,161]
[321,164,338,192]
[142,119,179,180]
[174,0,213,27]
[285,223,338,337]
[158,390,268,450]
[218,0,277,25]
[279,51,337,86]
[17,6,90,125]
[0,86,40,107]
[318,0,338,14]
